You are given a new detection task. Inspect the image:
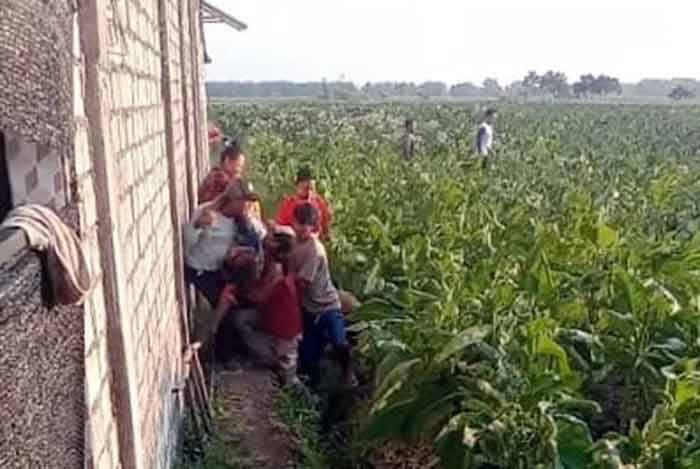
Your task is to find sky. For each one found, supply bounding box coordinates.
[204,0,699,85]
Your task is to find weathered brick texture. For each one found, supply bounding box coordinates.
[77,0,207,467]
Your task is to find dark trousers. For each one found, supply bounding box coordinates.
[184,265,225,309]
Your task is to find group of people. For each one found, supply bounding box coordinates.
[401,108,498,160]
[191,107,498,387]
[184,137,355,387]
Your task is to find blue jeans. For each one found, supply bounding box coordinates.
[299,309,347,377]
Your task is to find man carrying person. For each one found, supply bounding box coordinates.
[183,192,237,308]
[184,179,262,311]
[274,167,332,239]
[475,108,497,158]
[289,203,356,387]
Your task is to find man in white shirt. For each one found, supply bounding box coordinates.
[184,180,264,307]
[475,108,497,157]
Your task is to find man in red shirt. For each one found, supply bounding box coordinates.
[274,167,332,239]
[213,226,302,384]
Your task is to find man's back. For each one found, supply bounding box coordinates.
[475,121,494,156]
[402,131,417,161]
[289,236,340,313]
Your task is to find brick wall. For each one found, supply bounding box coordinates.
[73,10,123,469]
[75,0,206,467]
[105,0,188,467]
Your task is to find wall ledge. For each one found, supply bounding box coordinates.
[0,227,28,270]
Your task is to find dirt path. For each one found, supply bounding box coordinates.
[213,358,297,469]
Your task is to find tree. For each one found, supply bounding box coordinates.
[449,82,481,97]
[539,70,570,98]
[417,81,447,98]
[522,71,541,96]
[669,85,696,101]
[482,78,502,97]
[572,74,622,98]
[573,74,596,98]
[591,75,622,96]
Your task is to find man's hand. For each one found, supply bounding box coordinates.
[194,209,215,229]
[227,246,256,267]
[216,284,238,313]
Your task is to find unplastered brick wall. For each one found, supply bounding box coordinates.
[106,0,186,466]
[72,11,123,469]
[164,0,192,221]
[178,0,200,205]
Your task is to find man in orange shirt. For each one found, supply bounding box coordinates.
[274,167,332,239]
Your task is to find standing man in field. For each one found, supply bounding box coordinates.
[401,118,419,161]
[289,203,356,387]
[475,108,497,158]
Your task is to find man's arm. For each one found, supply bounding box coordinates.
[319,198,332,239]
[213,284,238,333]
[198,172,214,203]
[183,209,212,254]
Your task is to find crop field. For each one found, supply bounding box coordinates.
[213,102,700,468]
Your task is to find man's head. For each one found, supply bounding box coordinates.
[220,139,246,177]
[220,179,258,218]
[405,118,415,133]
[292,203,319,241]
[295,167,315,199]
[485,108,498,125]
[264,225,296,261]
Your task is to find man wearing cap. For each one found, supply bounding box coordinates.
[184,179,264,308]
[221,179,267,285]
[274,167,332,239]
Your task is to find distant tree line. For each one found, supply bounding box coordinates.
[207,76,700,101]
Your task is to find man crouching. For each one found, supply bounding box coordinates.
[214,225,303,386]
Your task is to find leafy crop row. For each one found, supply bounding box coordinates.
[214,102,700,468]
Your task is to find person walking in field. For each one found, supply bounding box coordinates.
[289,203,356,387]
[475,108,497,157]
[401,118,419,161]
[274,167,332,239]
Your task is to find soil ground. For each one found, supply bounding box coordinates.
[211,357,297,469]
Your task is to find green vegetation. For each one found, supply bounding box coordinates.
[276,387,332,469]
[176,423,241,469]
[214,102,700,468]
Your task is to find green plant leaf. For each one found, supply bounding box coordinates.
[434,326,490,364]
[596,223,619,249]
[536,336,572,376]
